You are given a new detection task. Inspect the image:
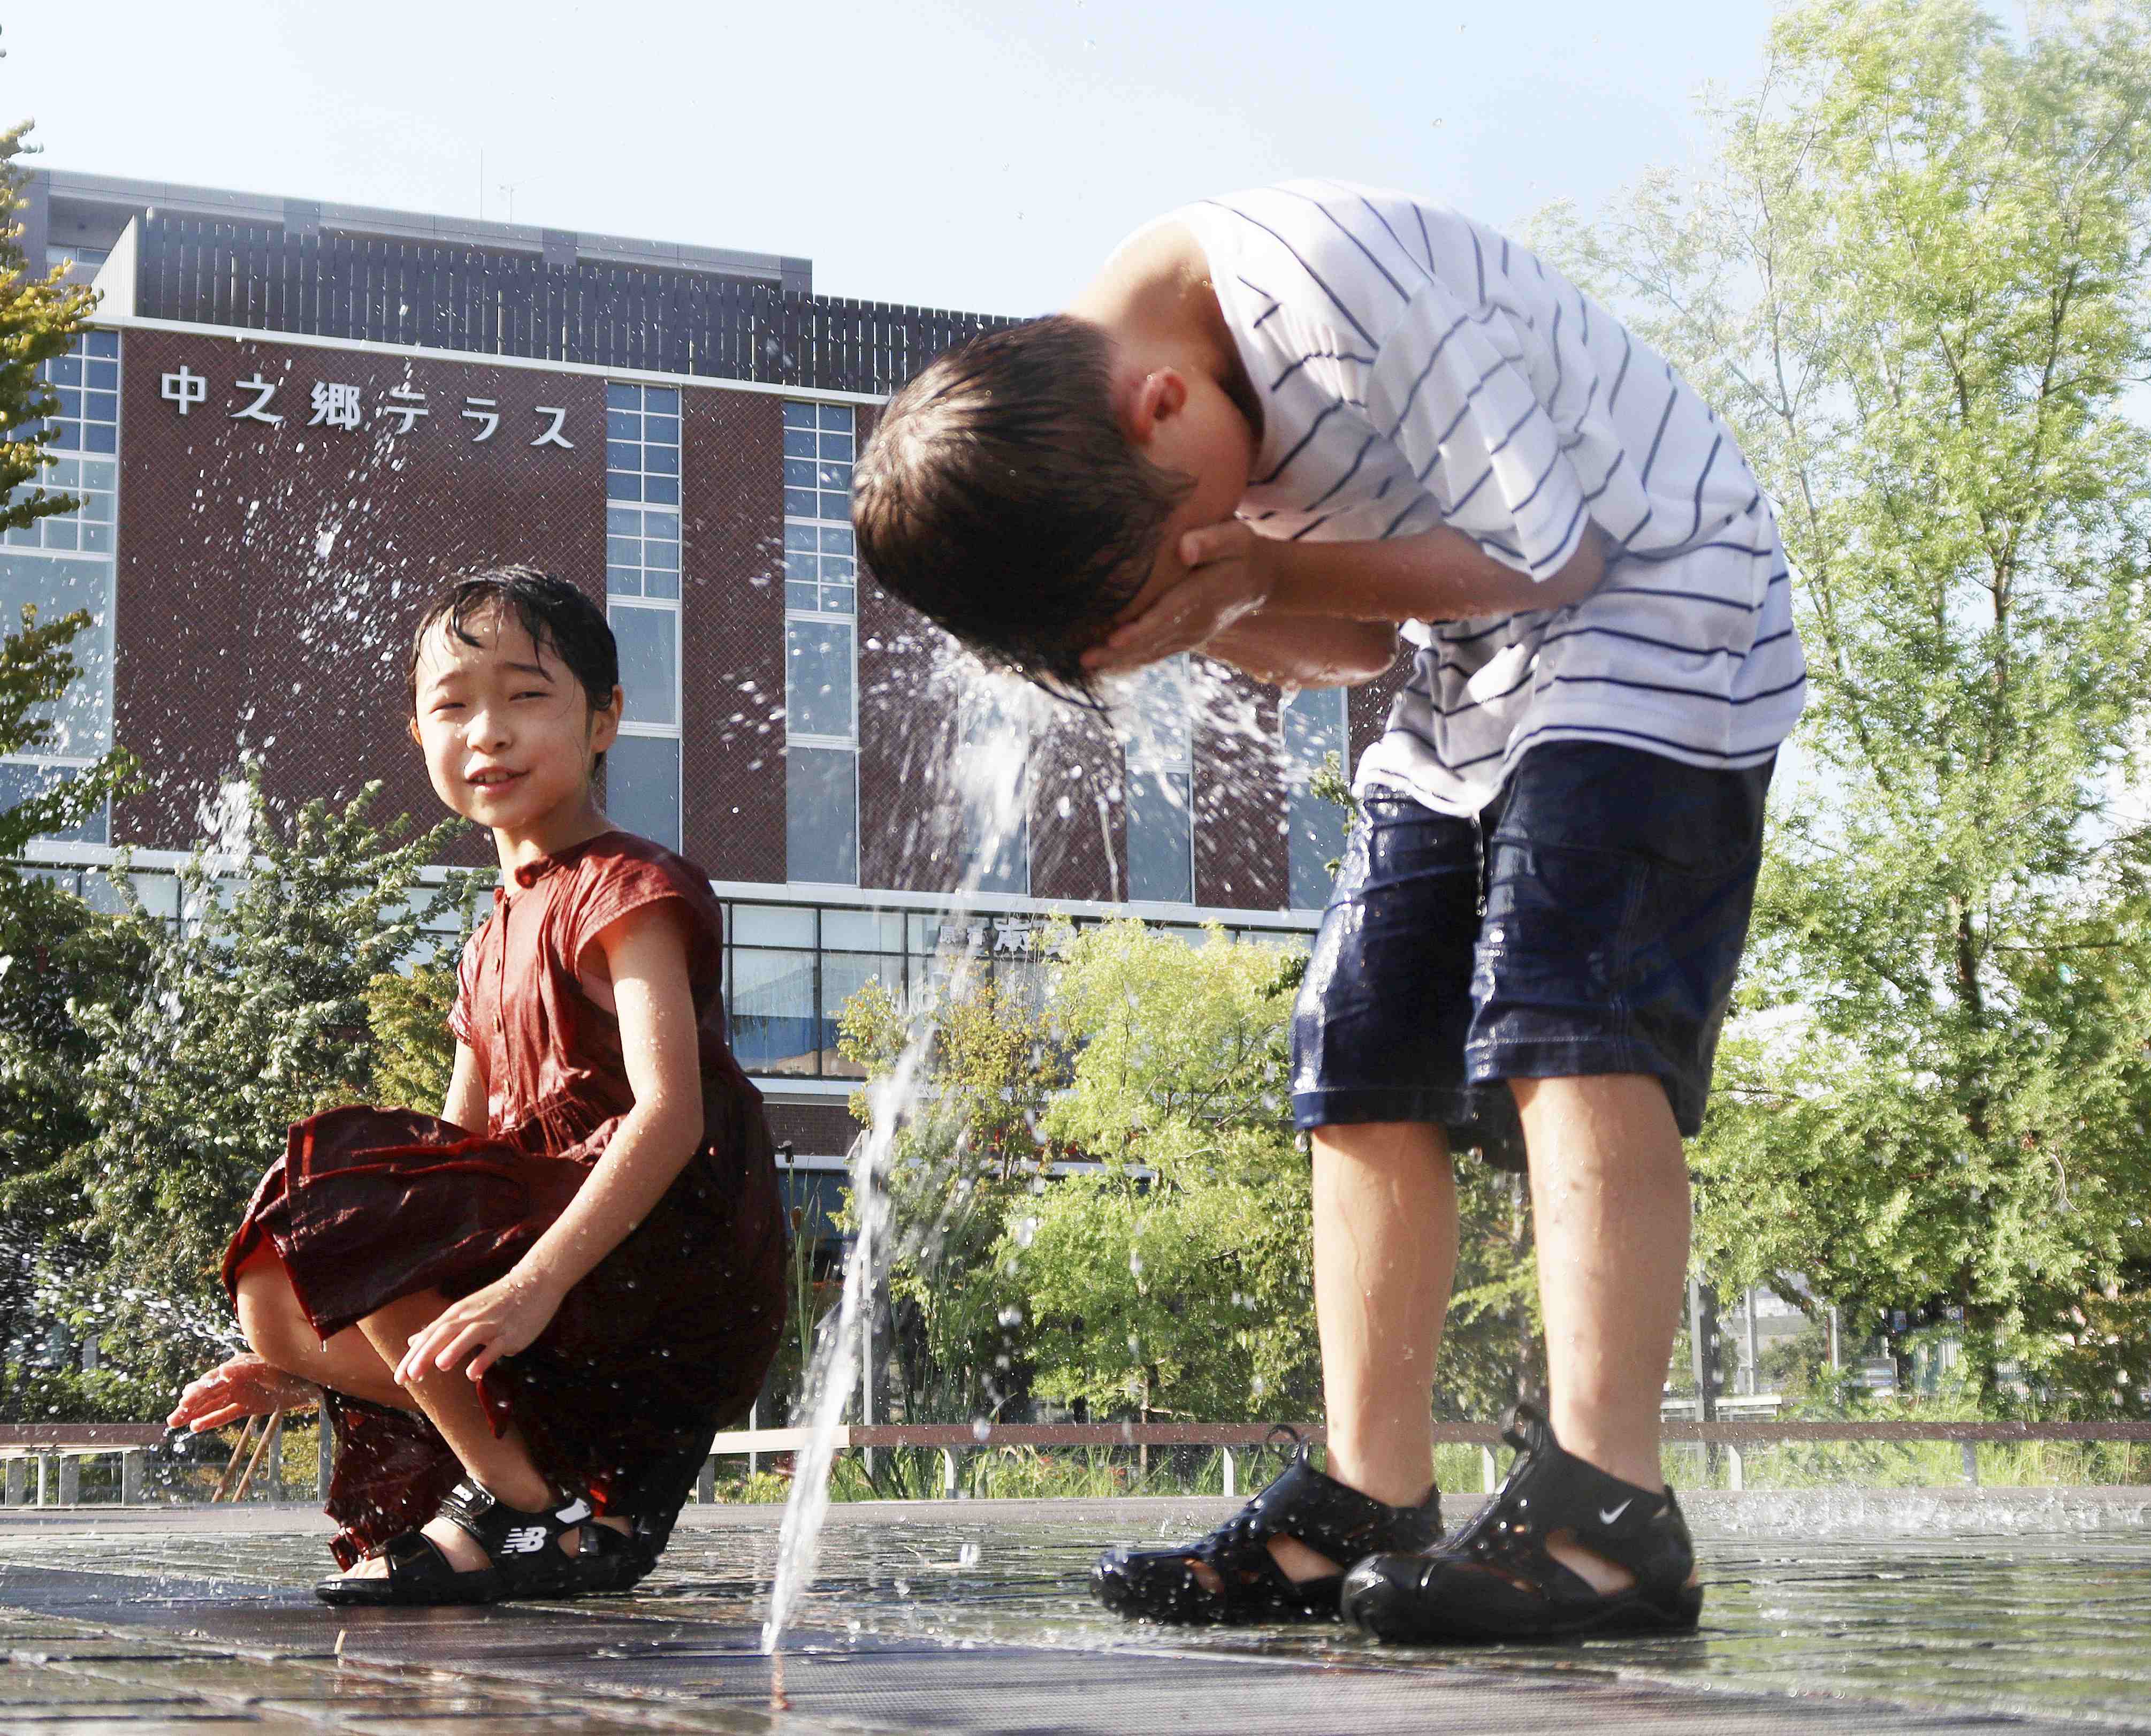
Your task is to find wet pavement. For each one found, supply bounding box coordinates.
[2,1492,2148,1733]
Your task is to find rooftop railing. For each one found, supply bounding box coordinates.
[118,216,1016,396]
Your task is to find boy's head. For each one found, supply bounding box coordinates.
[407,568,623,824]
[853,314,1245,697]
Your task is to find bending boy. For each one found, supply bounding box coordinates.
[853,180,1802,1642]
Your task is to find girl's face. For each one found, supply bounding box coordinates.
[410,606,621,839]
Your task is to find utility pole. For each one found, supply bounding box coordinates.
[1687,1277,1720,1423]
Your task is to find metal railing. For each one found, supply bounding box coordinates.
[126,217,1015,395]
[703,1418,2151,1501]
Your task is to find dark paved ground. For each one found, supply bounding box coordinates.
[2,1491,2147,1733]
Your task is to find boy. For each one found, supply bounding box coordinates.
[852,180,1802,1642]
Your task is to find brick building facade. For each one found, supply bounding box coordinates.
[7,171,1408,1169]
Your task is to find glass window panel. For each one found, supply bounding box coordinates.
[727,945,817,1074]
[79,459,114,490]
[818,526,855,555]
[42,519,77,550]
[822,909,905,950]
[819,554,853,582]
[606,535,641,569]
[85,330,118,357]
[606,439,641,473]
[784,524,818,553]
[783,401,816,427]
[815,461,851,490]
[1127,658,1192,769]
[79,521,112,554]
[603,732,678,851]
[645,538,678,570]
[1126,770,1193,903]
[784,486,818,517]
[0,552,111,752]
[644,475,678,504]
[85,359,118,390]
[645,444,678,476]
[819,490,849,520]
[643,567,678,600]
[49,357,81,385]
[734,904,815,946]
[606,565,643,597]
[1282,689,1347,779]
[786,580,818,611]
[85,392,116,423]
[49,422,78,451]
[786,744,858,886]
[643,509,680,542]
[821,950,904,1076]
[818,431,853,459]
[0,761,106,846]
[612,606,678,727]
[607,409,641,440]
[644,413,679,444]
[965,809,1028,896]
[646,387,681,414]
[83,491,113,522]
[1290,788,1349,911]
[606,382,641,409]
[51,389,80,417]
[783,428,818,458]
[607,505,643,536]
[784,457,818,488]
[819,403,852,431]
[45,457,78,486]
[606,471,641,501]
[784,550,817,583]
[82,424,113,454]
[785,620,853,738]
[820,585,853,614]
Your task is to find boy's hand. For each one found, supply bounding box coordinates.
[395,1267,566,1387]
[1083,519,1276,675]
[167,1353,318,1433]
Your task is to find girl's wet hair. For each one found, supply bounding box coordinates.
[408,566,620,764]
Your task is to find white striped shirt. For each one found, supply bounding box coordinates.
[1172,180,1805,817]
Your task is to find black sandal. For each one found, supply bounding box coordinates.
[1341,1402,1702,1643]
[1090,1429,1442,1625]
[315,1479,603,1607]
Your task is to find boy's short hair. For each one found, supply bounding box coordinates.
[407,566,620,767]
[851,315,1192,698]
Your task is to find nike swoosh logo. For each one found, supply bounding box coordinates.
[1598,1500,1633,1525]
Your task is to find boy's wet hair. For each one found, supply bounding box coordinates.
[851,315,1192,702]
[407,566,620,767]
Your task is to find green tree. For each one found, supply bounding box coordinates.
[23,766,473,1394]
[1539,0,2151,1407]
[364,962,461,1114]
[996,920,1323,1425]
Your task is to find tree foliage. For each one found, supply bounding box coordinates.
[16,767,474,1393]
[1540,0,2151,1406]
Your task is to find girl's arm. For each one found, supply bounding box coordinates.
[396,902,704,1384]
[440,1039,487,1136]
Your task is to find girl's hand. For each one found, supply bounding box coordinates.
[395,1269,565,1386]
[1082,519,1277,675]
[167,1354,318,1433]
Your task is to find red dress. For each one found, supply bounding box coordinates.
[223,831,787,1569]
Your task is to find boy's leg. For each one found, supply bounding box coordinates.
[1513,1072,1690,1594]
[1269,1119,1455,1583]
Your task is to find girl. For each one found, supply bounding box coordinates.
[169,567,786,1605]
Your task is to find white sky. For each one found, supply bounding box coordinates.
[3,0,1776,317]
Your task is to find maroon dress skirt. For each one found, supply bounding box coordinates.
[223,832,787,1570]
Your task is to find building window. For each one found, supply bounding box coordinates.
[2,330,120,844]
[604,381,681,849]
[1124,658,1193,904]
[956,679,1028,894]
[783,401,857,886]
[1282,688,1350,910]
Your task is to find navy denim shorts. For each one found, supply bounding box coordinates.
[1290,741,1773,1170]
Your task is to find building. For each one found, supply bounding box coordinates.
[5,169,1405,1179]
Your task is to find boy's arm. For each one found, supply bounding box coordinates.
[396,903,705,1384]
[1201,614,1401,687]
[1085,520,1610,677]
